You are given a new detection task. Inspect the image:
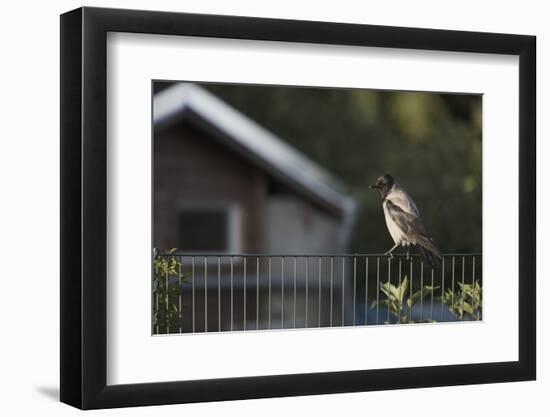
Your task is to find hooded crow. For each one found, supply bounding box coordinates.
[370,174,441,269]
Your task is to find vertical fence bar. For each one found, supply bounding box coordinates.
[293,257,297,329]
[365,257,369,326]
[430,269,434,322]
[281,257,285,329]
[230,256,233,331]
[387,257,391,324]
[204,257,208,332]
[256,257,260,330]
[398,258,402,324]
[440,257,445,321]
[472,256,477,320]
[421,262,426,321]
[409,258,413,321]
[217,257,221,332]
[353,257,357,326]
[178,257,182,333]
[451,257,455,319]
[268,257,272,329]
[243,257,246,331]
[376,257,380,325]
[192,256,195,333]
[461,256,466,321]
[342,257,345,327]
[318,257,322,327]
[154,262,159,334]
[165,257,169,334]
[305,257,309,328]
[330,257,334,327]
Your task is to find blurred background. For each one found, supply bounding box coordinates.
[153,81,482,255]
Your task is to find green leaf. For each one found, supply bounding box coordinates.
[462,302,474,316]
[407,285,439,308]
[397,276,409,302]
[386,283,401,300]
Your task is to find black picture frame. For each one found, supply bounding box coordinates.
[60,6,536,410]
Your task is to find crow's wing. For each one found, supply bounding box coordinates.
[385,200,441,259]
[389,186,420,216]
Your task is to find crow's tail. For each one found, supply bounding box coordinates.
[418,245,442,271]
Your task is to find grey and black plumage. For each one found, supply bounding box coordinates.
[370,174,441,269]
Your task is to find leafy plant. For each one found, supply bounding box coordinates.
[152,248,190,333]
[371,275,439,324]
[442,280,482,320]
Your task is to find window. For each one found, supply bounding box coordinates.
[177,202,241,253]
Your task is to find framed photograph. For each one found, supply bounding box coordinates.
[60,6,536,409]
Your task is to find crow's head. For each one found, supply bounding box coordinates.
[369,174,394,198]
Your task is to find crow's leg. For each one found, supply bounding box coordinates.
[384,243,400,258]
[406,245,411,260]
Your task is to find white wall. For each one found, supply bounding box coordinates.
[0,0,545,416]
[266,197,342,253]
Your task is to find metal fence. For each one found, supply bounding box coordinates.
[152,253,482,335]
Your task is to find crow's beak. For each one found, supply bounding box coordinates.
[369,184,377,189]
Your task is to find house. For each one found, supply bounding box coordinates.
[153,82,358,332]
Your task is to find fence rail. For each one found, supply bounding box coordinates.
[152,253,482,335]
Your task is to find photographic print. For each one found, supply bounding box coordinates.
[61,8,535,408]
[152,81,482,334]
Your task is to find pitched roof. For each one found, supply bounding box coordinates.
[153,83,357,223]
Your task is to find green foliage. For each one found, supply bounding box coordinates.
[371,275,439,324]
[442,280,482,320]
[152,248,190,333]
